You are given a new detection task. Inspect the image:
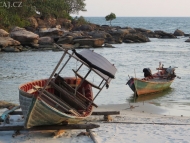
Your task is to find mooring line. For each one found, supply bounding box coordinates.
[103,122,190,125]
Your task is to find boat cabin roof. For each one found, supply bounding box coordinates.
[71,49,117,83]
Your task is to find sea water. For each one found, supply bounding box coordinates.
[0,17,190,115]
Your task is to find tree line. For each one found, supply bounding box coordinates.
[0,0,86,30]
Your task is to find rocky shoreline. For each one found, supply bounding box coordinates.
[0,17,190,52]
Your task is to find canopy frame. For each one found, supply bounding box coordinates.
[40,44,116,105]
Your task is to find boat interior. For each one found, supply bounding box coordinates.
[141,67,175,81]
[20,76,95,117]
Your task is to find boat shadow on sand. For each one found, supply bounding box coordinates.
[127,87,173,103]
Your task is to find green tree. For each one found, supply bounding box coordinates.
[105,12,116,26]
[65,0,86,14]
[0,0,87,30]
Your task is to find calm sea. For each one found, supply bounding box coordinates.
[85,17,190,33]
[0,17,190,116]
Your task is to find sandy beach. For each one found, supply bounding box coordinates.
[0,102,190,143]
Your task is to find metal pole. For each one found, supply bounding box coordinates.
[57,52,74,75]
[98,79,104,88]
[74,69,92,95]
[39,49,68,97]
[93,81,107,102]
[76,63,83,72]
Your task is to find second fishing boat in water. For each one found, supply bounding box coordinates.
[126,62,177,97]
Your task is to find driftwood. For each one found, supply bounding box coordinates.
[103,121,190,125]
[0,124,100,131]
[86,129,99,143]
[0,101,19,109]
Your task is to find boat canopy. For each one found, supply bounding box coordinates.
[72,49,117,83]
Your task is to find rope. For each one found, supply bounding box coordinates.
[103,121,190,126]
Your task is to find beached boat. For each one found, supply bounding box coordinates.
[126,63,176,96]
[19,45,117,128]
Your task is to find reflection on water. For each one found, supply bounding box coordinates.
[128,87,173,104]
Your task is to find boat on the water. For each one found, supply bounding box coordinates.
[126,63,177,97]
[19,45,117,128]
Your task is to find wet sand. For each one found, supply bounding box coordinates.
[1,102,190,143]
[95,102,190,117]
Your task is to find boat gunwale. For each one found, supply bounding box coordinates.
[19,78,49,90]
[133,77,175,84]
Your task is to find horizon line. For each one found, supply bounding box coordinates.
[72,16,190,18]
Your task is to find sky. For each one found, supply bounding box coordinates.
[72,0,190,17]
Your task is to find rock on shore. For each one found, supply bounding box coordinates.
[0,29,9,37]
[0,17,189,52]
[10,27,39,45]
[173,29,184,36]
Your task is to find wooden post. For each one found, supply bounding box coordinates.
[91,111,120,115]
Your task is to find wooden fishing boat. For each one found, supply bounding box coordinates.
[126,64,176,96]
[19,45,117,128]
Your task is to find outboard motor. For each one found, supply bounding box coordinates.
[143,68,152,77]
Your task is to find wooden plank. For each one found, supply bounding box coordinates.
[10,111,23,115]
[55,75,98,108]
[44,91,81,116]
[92,111,120,115]
[33,86,81,116]
[0,124,100,131]
[42,91,81,116]
[10,111,120,116]
[50,81,87,110]
[55,80,89,107]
